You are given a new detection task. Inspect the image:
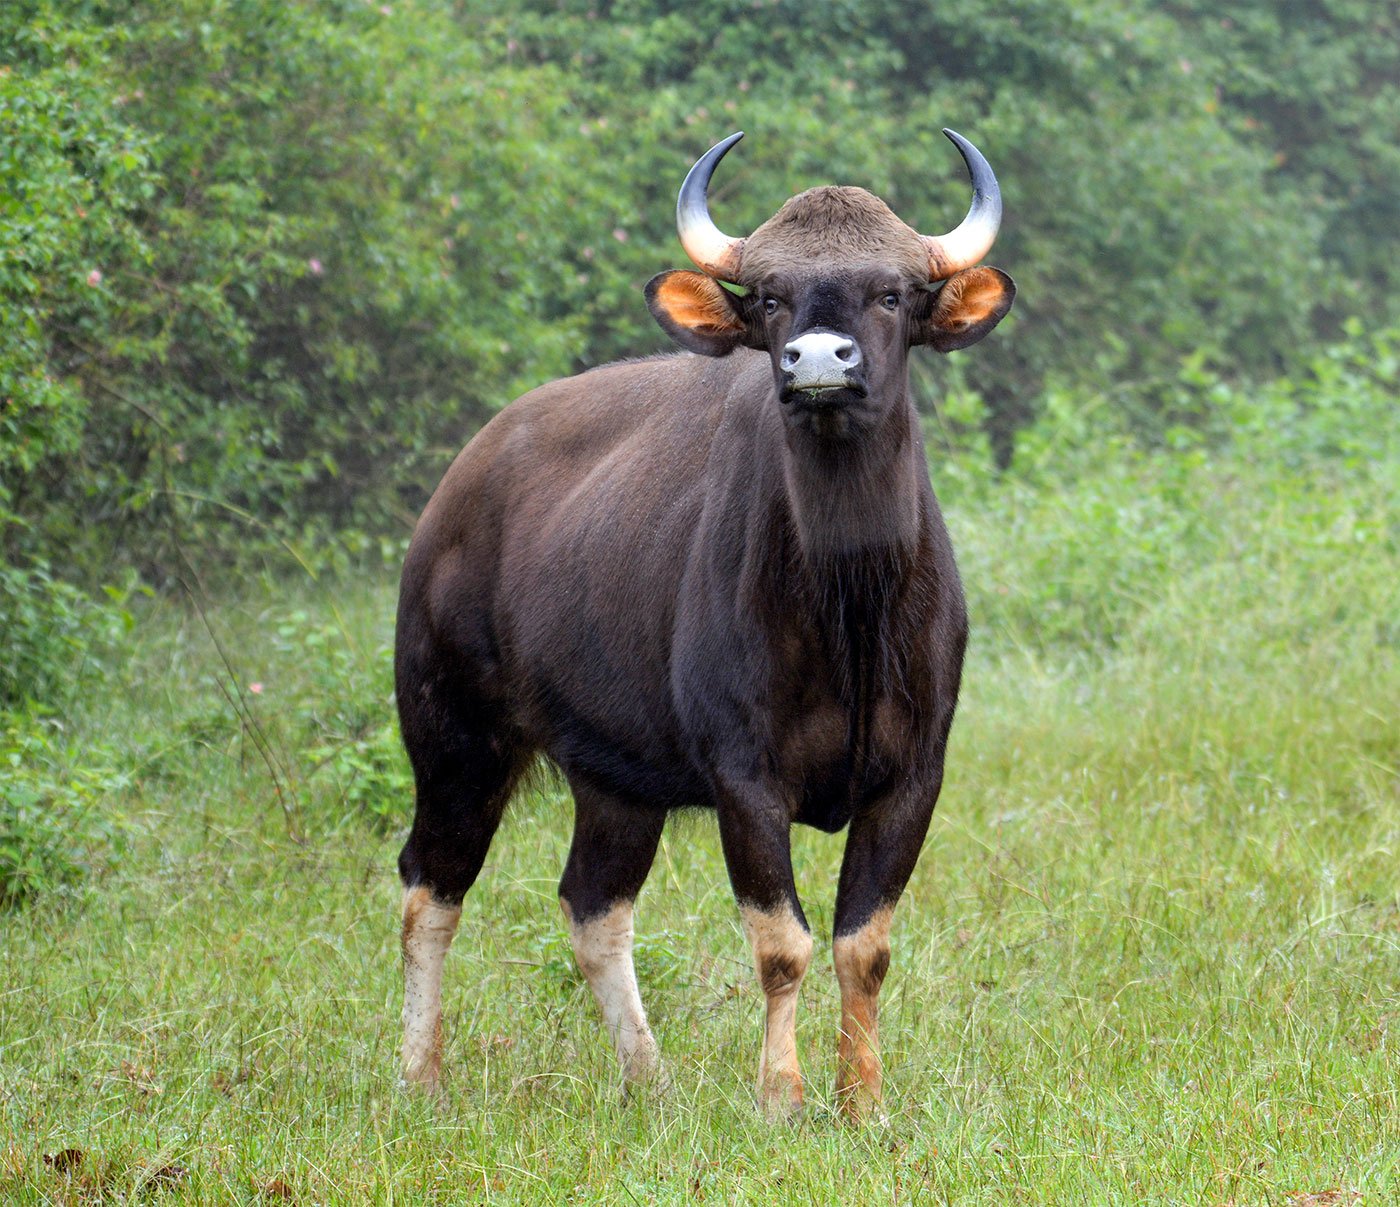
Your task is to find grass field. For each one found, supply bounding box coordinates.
[1,445,1396,1204]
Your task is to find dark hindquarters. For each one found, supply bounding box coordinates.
[395,624,529,905]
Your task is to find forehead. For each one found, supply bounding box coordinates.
[739,186,928,283]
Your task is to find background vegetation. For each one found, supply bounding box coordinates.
[6,0,1397,576]
[1,0,1396,1201]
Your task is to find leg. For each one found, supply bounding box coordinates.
[558,785,666,1084]
[832,904,893,1120]
[717,793,813,1119]
[832,786,939,1121]
[400,885,462,1089]
[397,689,524,1093]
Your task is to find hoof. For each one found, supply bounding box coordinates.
[399,1058,444,1100]
[621,1061,672,1102]
[757,1070,805,1122]
[836,1082,886,1125]
[619,1034,663,1083]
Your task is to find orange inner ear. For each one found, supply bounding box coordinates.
[654,271,744,333]
[932,267,1008,333]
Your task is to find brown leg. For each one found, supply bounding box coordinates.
[832,906,892,1119]
[832,775,941,1122]
[715,788,813,1120]
[558,787,667,1085]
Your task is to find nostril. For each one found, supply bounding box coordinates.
[781,346,801,370]
[834,340,856,363]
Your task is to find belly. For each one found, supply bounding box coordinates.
[529,671,707,809]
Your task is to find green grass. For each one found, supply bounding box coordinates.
[1,449,1396,1204]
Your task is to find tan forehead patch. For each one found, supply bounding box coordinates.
[738,186,928,283]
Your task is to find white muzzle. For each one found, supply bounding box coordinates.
[780,332,862,390]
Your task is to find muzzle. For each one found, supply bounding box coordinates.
[780,332,863,392]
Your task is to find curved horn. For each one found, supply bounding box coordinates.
[923,128,1003,280]
[677,131,746,281]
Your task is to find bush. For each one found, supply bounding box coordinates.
[3,0,609,577]
[949,319,1399,655]
[0,0,1340,582]
[256,607,412,832]
[0,712,129,907]
[0,9,154,553]
[307,718,413,834]
[0,560,146,711]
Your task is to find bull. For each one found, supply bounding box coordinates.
[395,129,1015,1119]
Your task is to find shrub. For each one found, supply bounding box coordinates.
[0,712,129,907]
[942,318,1400,656]
[0,560,146,711]
[259,608,411,832]
[0,0,1337,580]
[308,718,413,834]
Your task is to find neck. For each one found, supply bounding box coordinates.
[772,389,935,714]
[779,390,927,564]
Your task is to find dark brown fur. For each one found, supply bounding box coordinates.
[853,947,892,998]
[759,952,808,996]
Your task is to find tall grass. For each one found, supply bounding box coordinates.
[1,381,1396,1202]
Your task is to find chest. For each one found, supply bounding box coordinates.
[751,603,939,828]
[772,685,920,830]
[669,523,960,824]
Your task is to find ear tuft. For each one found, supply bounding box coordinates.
[918,266,1016,352]
[646,270,748,356]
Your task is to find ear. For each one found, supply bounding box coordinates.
[646,270,752,356]
[914,266,1016,352]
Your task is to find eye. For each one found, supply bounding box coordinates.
[880,292,900,311]
[763,297,781,317]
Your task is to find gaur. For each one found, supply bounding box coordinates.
[396,129,1015,1118]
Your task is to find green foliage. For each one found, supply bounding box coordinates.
[2,0,636,593]
[1161,0,1400,328]
[0,11,154,525]
[0,0,1369,587]
[478,0,1320,455]
[0,0,1392,802]
[1213,317,1400,471]
[0,419,1394,1192]
[2,20,1394,1180]
[4,1,584,565]
[0,559,146,710]
[0,711,128,906]
[938,317,1400,655]
[262,606,411,832]
[1,560,100,707]
[0,9,154,711]
[307,716,413,832]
